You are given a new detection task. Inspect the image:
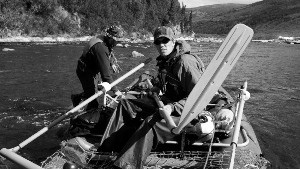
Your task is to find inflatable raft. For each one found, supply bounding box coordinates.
[38,82,269,169]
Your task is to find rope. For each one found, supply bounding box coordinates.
[202,128,216,169]
[180,129,186,159]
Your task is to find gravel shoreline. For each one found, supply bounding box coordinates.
[0,35,227,44]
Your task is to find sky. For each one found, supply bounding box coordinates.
[177,0,263,8]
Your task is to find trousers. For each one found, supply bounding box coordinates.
[76,70,98,110]
[98,96,179,169]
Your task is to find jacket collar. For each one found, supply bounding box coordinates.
[156,40,191,67]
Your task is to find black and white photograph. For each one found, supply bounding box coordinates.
[0,0,299,169]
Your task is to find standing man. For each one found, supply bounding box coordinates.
[73,25,124,110]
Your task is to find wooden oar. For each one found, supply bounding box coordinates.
[171,24,253,134]
[5,58,152,153]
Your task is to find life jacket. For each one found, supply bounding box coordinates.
[82,36,103,56]
[77,36,111,75]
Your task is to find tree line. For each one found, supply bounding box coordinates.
[0,0,193,38]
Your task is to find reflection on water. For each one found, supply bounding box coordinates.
[0,42,299,168]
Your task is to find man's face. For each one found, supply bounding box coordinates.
[154,37,175,57]
[104,36,117,50]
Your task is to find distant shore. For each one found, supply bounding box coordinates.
[0,36,93,44]
[1,35,290,44]
[0,35,225,44]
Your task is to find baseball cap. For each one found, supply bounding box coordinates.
[153,26,175,42]
[105,25,124,38]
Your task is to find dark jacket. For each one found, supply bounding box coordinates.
[156,40,205,116]
[76,37,117,92]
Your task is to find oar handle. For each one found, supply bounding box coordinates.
[152,93,177,131]
[0,148,43,169]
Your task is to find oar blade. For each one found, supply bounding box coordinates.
[178,24,253,129]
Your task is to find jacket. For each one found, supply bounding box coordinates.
[156,40,205,116]
[76,36,117,92]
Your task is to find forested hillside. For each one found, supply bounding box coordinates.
[0,0,192,38]
[190,0,300,39]
[2,0,299,39]
[186,3,247,22]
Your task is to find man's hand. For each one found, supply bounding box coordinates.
[111,63,122,73]
[159,104,172,117]
[138,81,150,90]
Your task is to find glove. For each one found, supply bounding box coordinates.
[138,81,150,90]
[138,78,155,91]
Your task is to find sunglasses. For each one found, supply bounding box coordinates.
[154,38,170,45]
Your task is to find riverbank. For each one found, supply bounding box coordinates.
[0,36,92,44]
[1,35,290,45]
[0,35,225,44]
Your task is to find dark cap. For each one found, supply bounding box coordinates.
[105,25,124,38]
[153,26,175,41]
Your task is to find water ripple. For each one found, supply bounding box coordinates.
[0,97,68,127]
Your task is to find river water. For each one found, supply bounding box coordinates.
[0,41,299,169]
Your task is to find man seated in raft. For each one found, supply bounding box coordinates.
[97,26,235,169]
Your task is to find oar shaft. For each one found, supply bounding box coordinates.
[231,81,248,144]
[11,90,105,152]
[229,145,237,169]
[11,58,152,152]
[229,81,249,169]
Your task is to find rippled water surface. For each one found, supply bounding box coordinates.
[0,41,299,169]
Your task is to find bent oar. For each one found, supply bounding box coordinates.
[6,58,152,153]
[229,81,250,169]
[173,24,253,134]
